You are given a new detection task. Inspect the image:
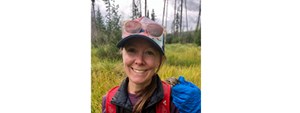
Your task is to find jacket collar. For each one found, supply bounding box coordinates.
[111,74,164,111]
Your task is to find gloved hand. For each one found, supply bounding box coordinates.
[171,76,201,113]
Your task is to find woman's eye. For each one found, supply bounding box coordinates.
[145,51,155,55]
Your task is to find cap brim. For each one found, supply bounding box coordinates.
[117,35,164,55]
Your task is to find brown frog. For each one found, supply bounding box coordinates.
[165,77,179,87]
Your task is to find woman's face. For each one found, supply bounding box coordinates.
[122,38,161,86]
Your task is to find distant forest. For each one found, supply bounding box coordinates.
[91,0,201,47]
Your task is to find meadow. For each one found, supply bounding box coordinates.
[91,43,201,113]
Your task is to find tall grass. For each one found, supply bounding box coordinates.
[91,43,201,113]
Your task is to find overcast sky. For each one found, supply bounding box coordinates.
[94,0,200,32]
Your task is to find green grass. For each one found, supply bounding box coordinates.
[91,43,201,113]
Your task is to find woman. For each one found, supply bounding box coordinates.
[102,17,179,113]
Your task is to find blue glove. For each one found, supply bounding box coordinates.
[171,76,201,113]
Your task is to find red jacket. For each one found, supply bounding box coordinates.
[105,75,171,113]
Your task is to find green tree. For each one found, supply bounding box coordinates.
[132,0,141,19]
[174,12,180,34]
[194,28,201,46]
[93,0,122,59]
[103,0,121,44]
[95,8,105,31]
[151,9,156,21]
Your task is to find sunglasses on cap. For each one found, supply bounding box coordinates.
[123,20,164,41]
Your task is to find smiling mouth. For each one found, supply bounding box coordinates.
[131,67,147,73]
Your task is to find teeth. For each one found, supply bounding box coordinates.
[132,68,146,73]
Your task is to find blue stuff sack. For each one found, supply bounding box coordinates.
[171,76,201,113]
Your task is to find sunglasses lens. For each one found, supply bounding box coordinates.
[125,21,142,33]
[146,24,163,37]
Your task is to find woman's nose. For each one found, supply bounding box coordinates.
[134,53,144,65]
